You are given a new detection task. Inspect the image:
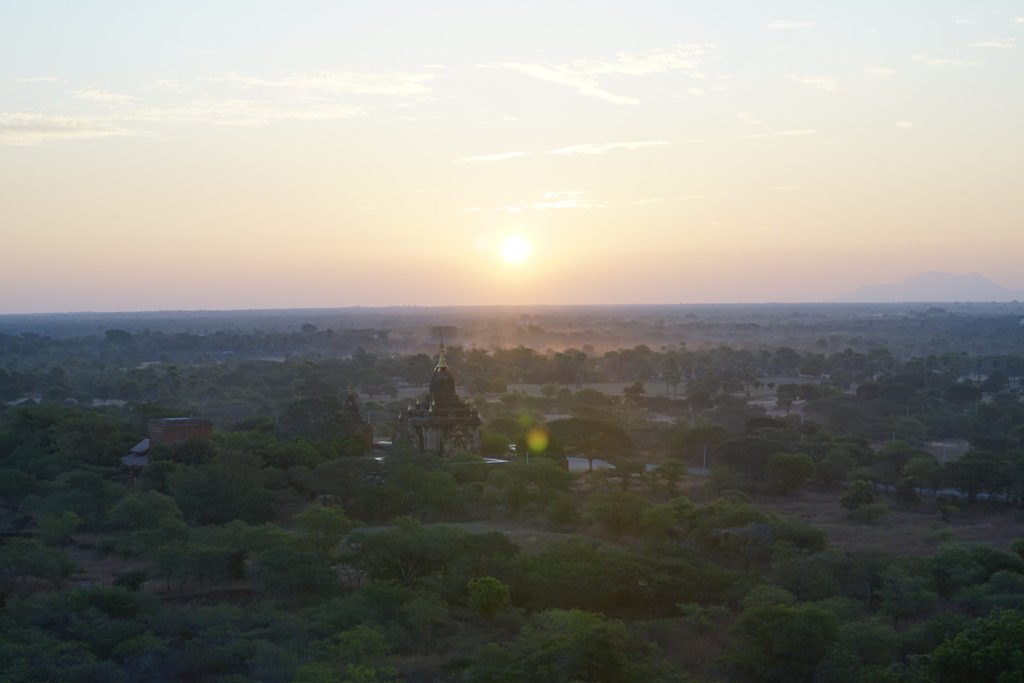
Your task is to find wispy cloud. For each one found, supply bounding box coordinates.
[862,66,896,79]
[687,87,708,97]
[484,45,710,105]
[0,113,141,146]
[773,129,818,136]
[791,74,839,91]
[766,21,815,29]
[911,55,984,66]
[548,141,669,155]
[458,140,670,162]
[13,76,63,83]
[490,191,700,212]
[738,112,761,125]
[124,98,365,126]
[211,69,436,96]
[458,151,529,162]
[969,39,1014,48]
[75,89,137,103]
[1014,17,1024,24]
[894,121,914,128]
[771,186,800,190]
[532,191,597,209]
[143,79,191,93]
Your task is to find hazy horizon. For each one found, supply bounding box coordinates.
[4,2,1023,314]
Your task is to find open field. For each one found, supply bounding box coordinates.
[750,488,1024,555]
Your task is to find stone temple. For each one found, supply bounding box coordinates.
[395,344,481,456]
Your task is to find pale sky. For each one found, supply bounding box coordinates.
[2,1,1023,313]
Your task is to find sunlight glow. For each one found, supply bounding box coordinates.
[501,235,530,263]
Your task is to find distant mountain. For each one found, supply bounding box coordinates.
[830,271,1024,303]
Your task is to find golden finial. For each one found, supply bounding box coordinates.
[435,342,448,371]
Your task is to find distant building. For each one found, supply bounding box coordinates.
[121,416,214,477]
[147,417,214,447]
[342,389,375,447]
[395,344,481,457]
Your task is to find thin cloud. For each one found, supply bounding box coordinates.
[766,21,815,29]
[969,39,1014,48]
[484,45,710,105]
[532,191,598,209]
[490,62,639,104]
[624,196,702,205]
[792,74,839,91]
[738,112,761,125]
[1014,17,1024,23]
[124,98,365,126]
[548,141,669,155]
[687,87,708,97]
[13,76,63,83]
[458,140,670,162]
[143,79,191,93]
[894,121,914,128]
[773,129,818,136]
[771,186,800,190]
[211,69,436,96]
[75,89,137,103]
[862,66,896,79]
[0,113,141,146]
[458,151,528,162]
[911,55,984,66]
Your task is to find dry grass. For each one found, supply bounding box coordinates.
[749,488,1024,555]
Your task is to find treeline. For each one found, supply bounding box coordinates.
[3,400,1024,680]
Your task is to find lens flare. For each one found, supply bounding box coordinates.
[526,426,549,453]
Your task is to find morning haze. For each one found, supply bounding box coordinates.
[3,2,1023,314]
[4,3,1024,682]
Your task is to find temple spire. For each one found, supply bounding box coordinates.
[435,342,448,371]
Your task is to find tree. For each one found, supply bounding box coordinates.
[467,576,511,619]
[840,480,879,510]
[944,450,1009,504]
[653,458,689,496]
[728,598,840,682]
[766,452,815,495]
[467,609,680,682]
[349,517,467,587]
[930,610,1024,682]
[588,491,651,537]
[622,380,645,406]
[293,504,359,555]
[546,418,632,472]
[718,436,786,491]
[0,468,37,514]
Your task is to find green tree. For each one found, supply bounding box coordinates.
[930,610,1024,682]
[467,609,680,682]
[293,504,360,555]
[467,576,512,619]
[729,598,840,682]
[349,517,467,587]
[766,452,815,495]
[546,418,631,472]
[840,480,879,510]
[0,468,38,514]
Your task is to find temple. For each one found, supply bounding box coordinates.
[394,343,481,456]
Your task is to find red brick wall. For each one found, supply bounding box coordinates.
[147,418,213,447]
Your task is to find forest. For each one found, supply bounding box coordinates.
[2,303,1024,682]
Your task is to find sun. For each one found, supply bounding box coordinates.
[501,235,530,263]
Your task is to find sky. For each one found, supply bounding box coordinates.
[2,1,1023,313]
